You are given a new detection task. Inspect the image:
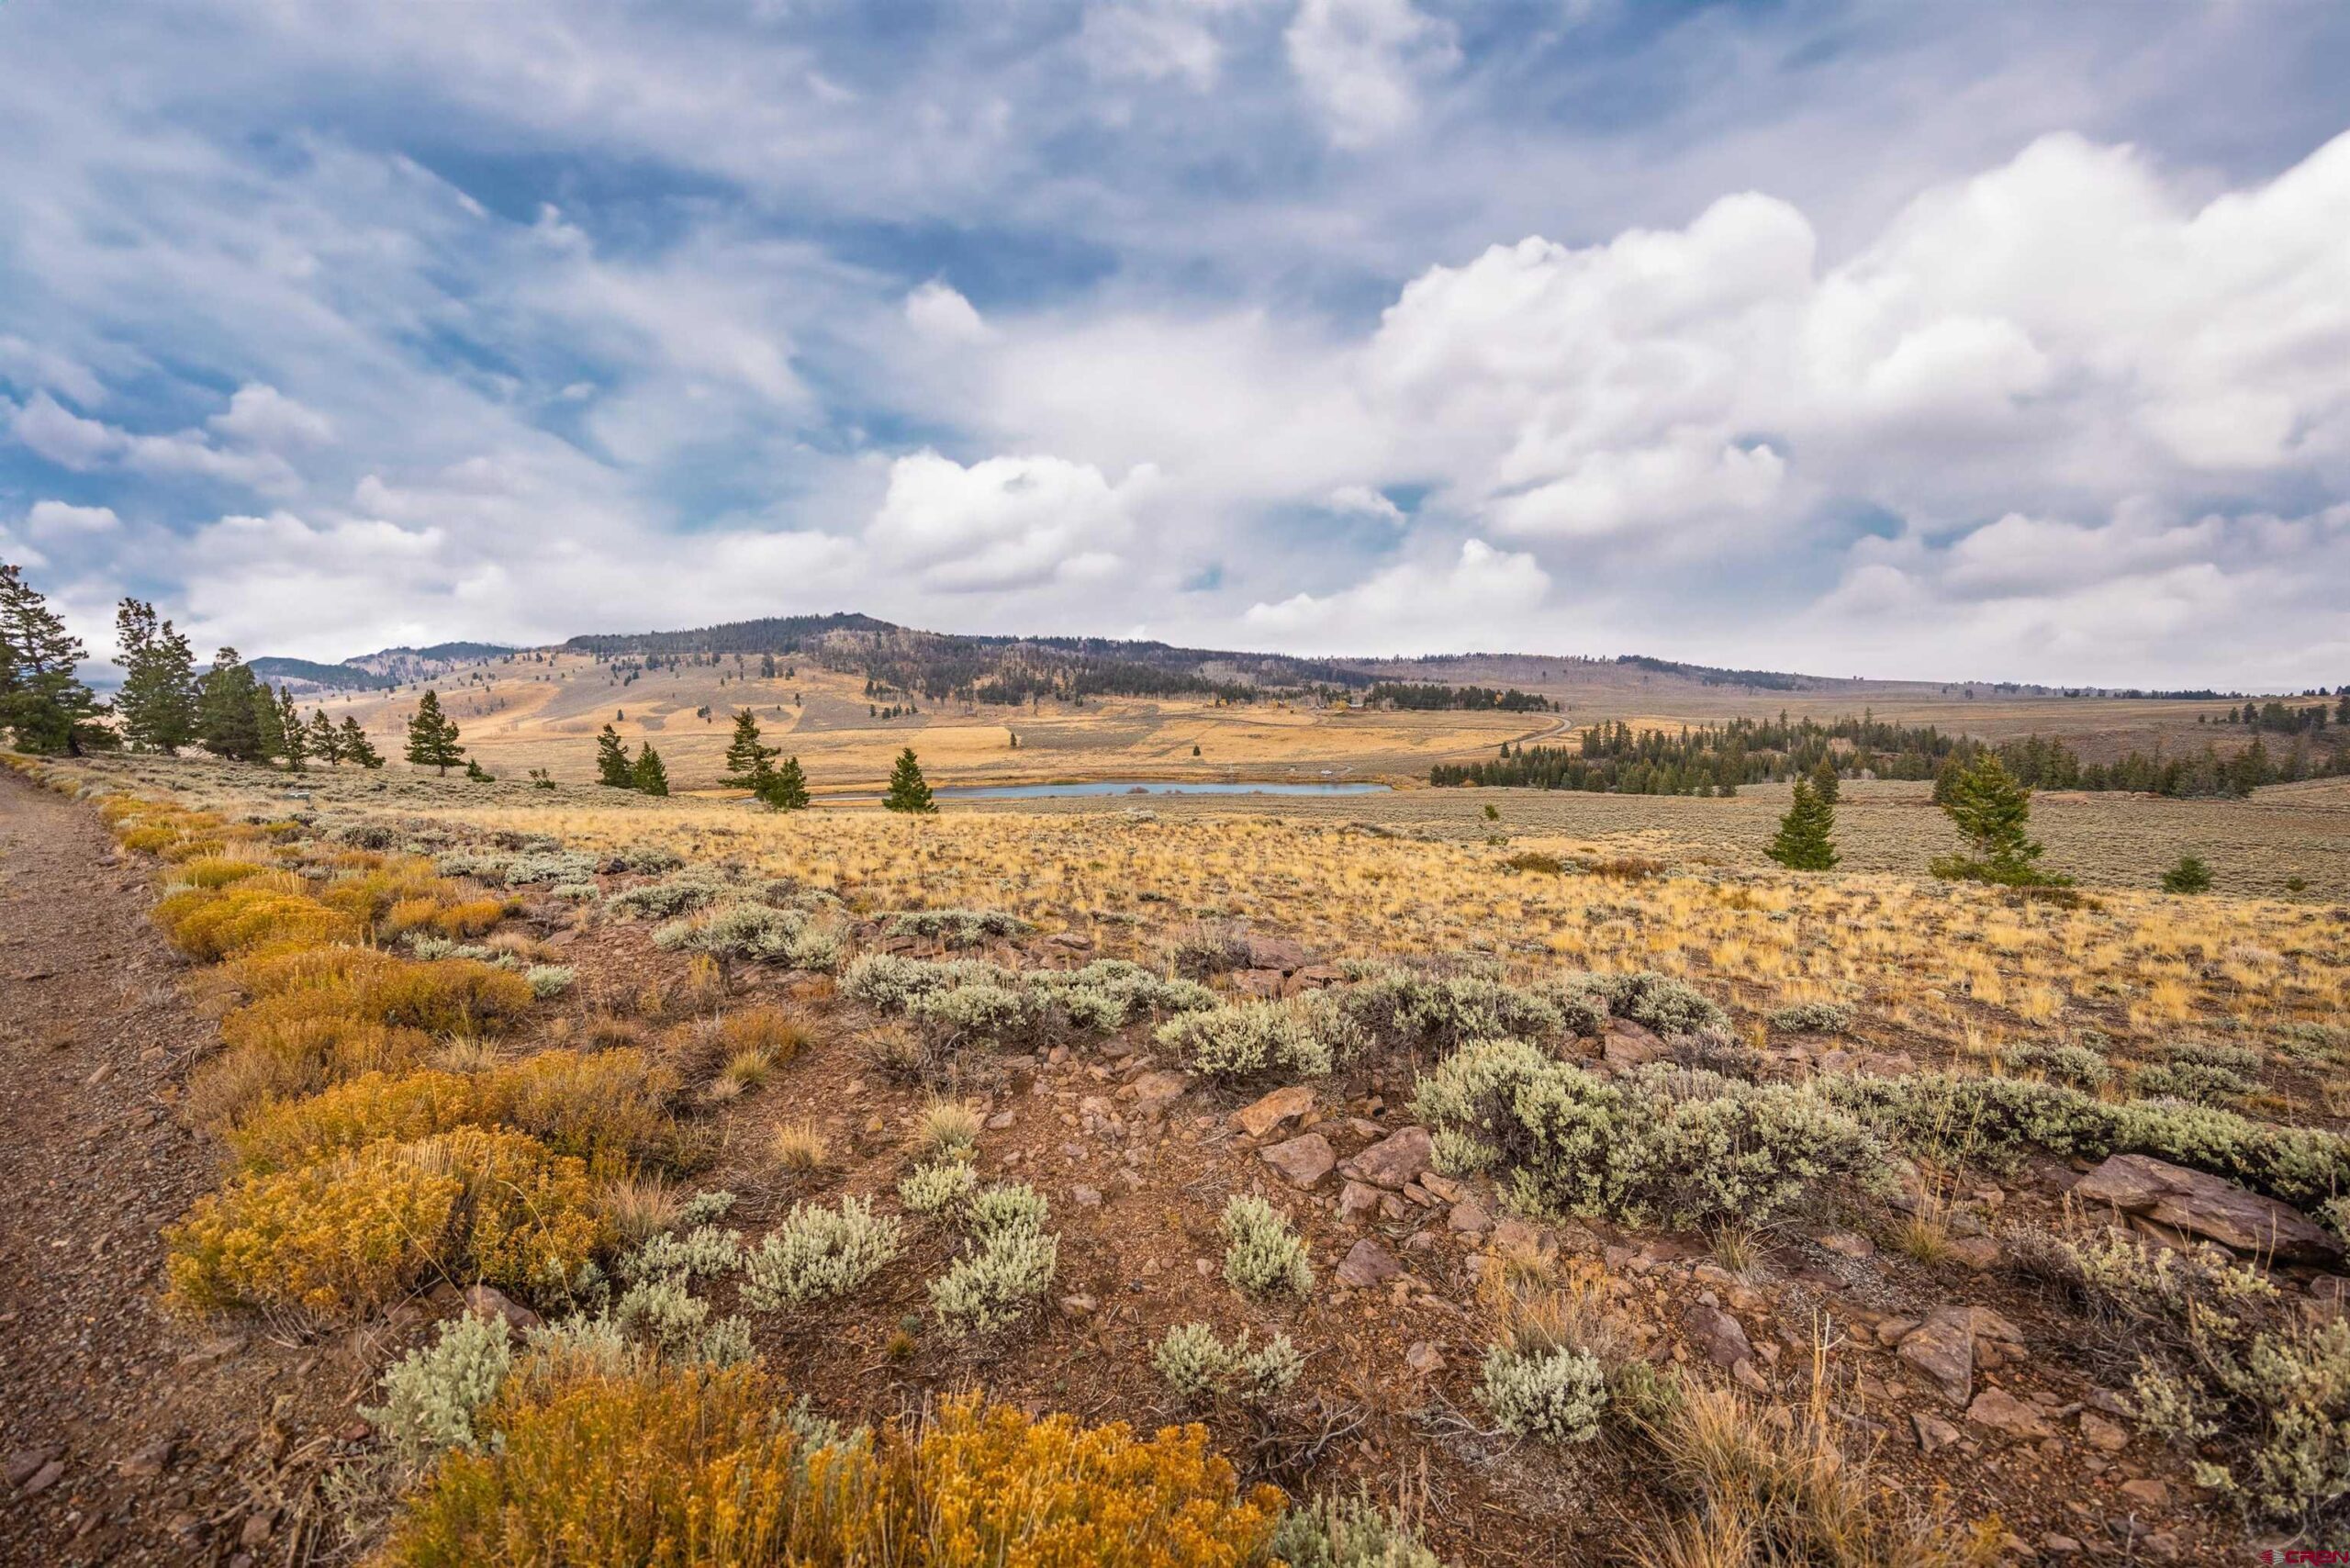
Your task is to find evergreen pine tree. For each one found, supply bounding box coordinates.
[632,743,669,796]
[595,724,633,787]
[0,564,111,756]
[882,747,935,813]
[113,599,198,754]
[252,681,288,763]
[1765,779,1840,870]
[755,755,810,811]
[309,709,342,765]
[1930,753,2066,886]
[196,649,269,762]
[722,710,778,787]
[404,689,465,775]
[464,756,495,782]
[339,716,384,768]
[276,688,308,771]
[1808,755,1841,806]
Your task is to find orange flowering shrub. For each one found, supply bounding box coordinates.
[425,1127,611,1294]
[188,1017,439,1128]
[225,943,406,998]
[152,881,364,960]
[908,1396,1283,1568]
[165,1147,461,1322]
[430,898,509,938]
[377,1359,874,1568]
[376,1373,1284,1568]
[495,1047,680,1164]
[225,1070,493,1172]
[171,856,273,890]
[225,957,534,1038]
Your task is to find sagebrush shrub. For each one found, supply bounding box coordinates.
[362,1313,514,1469]
[1414,1044,1889,1229]
[1479,1344,1608,1443]
[1335,968,1567,1052]
[885,908,1033,946]
[1221,1194,1313,1298]
[1158,992,1364,1082]
[1766,1000,1854,1035]
[900,1160,979,1215]
[1152,1323,1303,1406]
[931,1226,1060,1336]
[1266,1493,1443,1568]
[742,1197,902,1309]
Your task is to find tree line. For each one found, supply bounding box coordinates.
[1363,682,1557,712]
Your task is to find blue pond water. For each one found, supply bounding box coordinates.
[934,779,1391,800]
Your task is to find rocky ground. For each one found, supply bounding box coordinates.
[6,766,2335,1562]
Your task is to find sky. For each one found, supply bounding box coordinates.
[2,0,2346,689]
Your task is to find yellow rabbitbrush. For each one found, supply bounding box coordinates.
[377,1363,1284,1568]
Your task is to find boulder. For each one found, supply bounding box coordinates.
[1234,1084,1315,1139]
[1448,1198,1494,1234]
[1233,969,1288,1000]
[1602,1020,1666,1069]
[1247,935,1311,974]
[1261,1133,1336,1189]
[2074,1153,2341,1263]
[464,1284,542,1332]
[1913,1412,1963,1453]
[1281,964,1348,996]
[1342,1126,1434,1191]
[1336,1239,1401,1289]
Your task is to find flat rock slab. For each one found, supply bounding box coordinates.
[1342,1125,1434,1190]
[1261,1132,1335,1189]
[1897,1307,1975,1407]
[1235,1084,1315,1139]
[2074,1152,2341,1263]
[1966,1387,2054,1440]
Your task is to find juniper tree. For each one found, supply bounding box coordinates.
[1930,752,2066,886]
[464,756,495,783]
[882,747,935,814]
[113,599,197,754]
[276,688,308,771]
[0,564,110,756]
[196,649,268,762]
[308,709,342,765]
[755,754,810,811]
[339,716,384,768]
[1765,778,1840,871]
[404,689,464,775]
[722,710,777,787]
[632,743,669,796]
[595,724,633,787]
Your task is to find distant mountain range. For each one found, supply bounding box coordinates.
[255,614,2236,702]
[249,642,519,690]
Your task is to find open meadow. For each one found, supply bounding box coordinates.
[13,743,2350,1562]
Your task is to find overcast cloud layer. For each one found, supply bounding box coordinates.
[3,0,2346,687]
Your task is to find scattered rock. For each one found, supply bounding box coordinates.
[1060,1294,1097,1317]
[1684,1304,1754,1371]
[115,1438,175,1479]
[1448,1198,1493,1234]
[464,1284,541,1332]
[1337,1239,1401,1290]
[1602,1020,1665,1069]
[1897,1308,1975,1407]
[1235,1084,1316,1139]
[1944,1236,2003,1270]
[1069,1184,1103,1208]
[21,1459,65,1495]
[1813,1230,1875,1259]
[1233,969,1287,1000]
[2074,1153,2341,1263]
[986,1110,1017,1130]
[1913,1412,1963,1453]
[2078,1412,2129,1453]
[1282,964,1347,996]
[2118,1478,2167,1508]
[1404,1341,1443,1375]
[1337,1181,1384,1223]
[1125,1070,1191,1116]
[1261,1133,1336,1189]
[1342,1126,1434,1191]
[1966,1387,2054,1440]
[6,1448,60,1489]
[1247,935,1310,974]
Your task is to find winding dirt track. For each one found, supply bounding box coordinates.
[0,773,310,1566]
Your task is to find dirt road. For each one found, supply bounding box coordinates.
[0,772,319,1565]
